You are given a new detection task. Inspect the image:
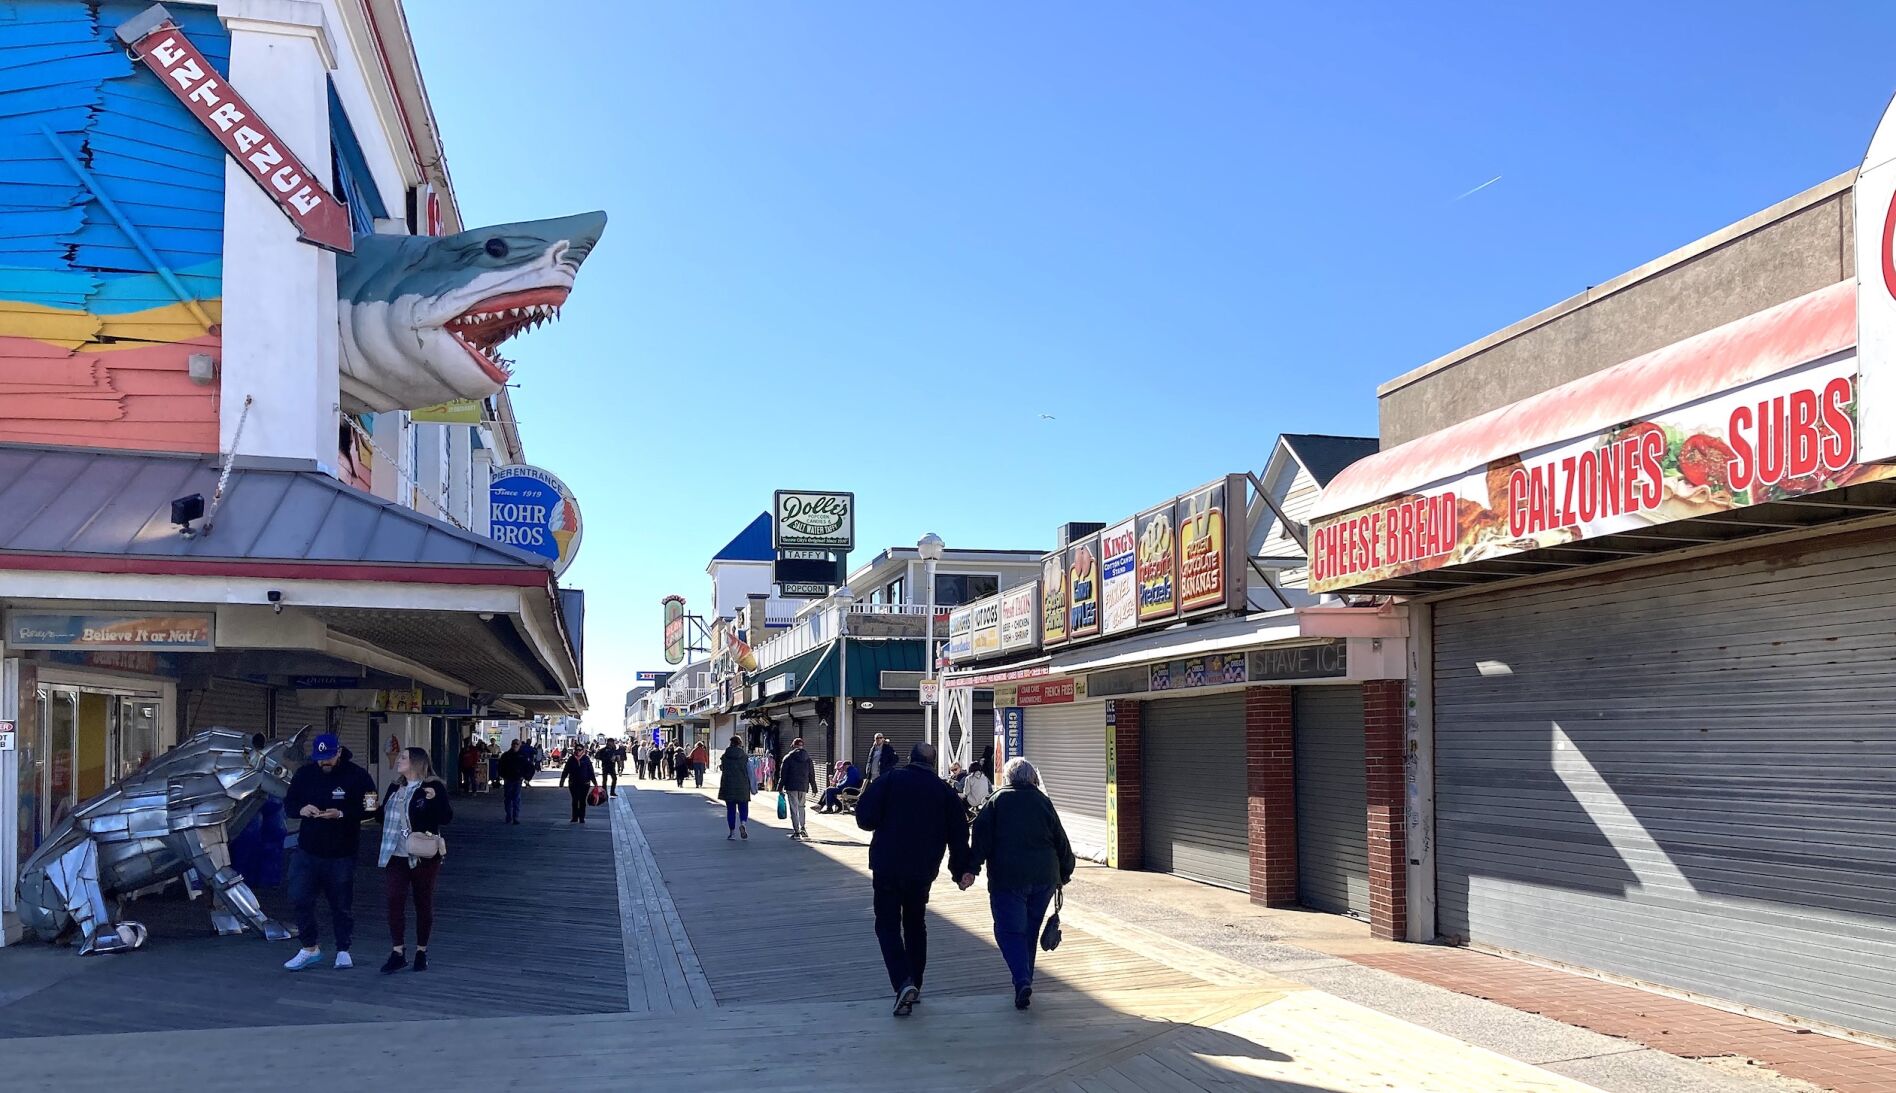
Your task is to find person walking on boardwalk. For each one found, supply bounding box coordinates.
[282,733,377,971]
[597,739,621,798]
[689,739,710,788]
[498,739,532,824]
[378,747,452,974]
[718,735,754,841]
[558,745,597,824]
[855,741,972,1018]
[967,757,1075,1011]
[864,733,889,782]
[673,742,689,787]
[777,737,816,839]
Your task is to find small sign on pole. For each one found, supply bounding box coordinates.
[919,679,940,706]
[0,720,15,751]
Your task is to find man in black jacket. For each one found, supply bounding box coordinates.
[597,741,620,797]
[777,737,817,840]
[281,733,377,971]
[855,741,971,1017]
[498,740,533,824]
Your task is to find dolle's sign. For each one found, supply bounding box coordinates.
[774,490,855,550]
[118,5,353,253]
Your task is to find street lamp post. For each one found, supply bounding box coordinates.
[918,532,945,767]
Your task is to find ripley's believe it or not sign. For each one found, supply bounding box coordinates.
[662,596,688,666]
[1309,353,1896,593]
[489,465,583,576]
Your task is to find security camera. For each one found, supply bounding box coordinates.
[267,590,283,614]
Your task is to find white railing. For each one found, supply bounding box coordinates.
[753,606,844,670]
[847,602,946,617]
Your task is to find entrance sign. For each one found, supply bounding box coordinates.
[118,5,353,253]
[489,465,583,576]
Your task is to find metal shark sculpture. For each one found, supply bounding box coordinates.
[17,726,310,954]
[336,212,608,412]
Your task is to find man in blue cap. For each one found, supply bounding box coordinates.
[281,733,377,970]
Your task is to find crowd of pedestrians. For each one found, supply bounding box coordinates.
[260,722,1070,1017]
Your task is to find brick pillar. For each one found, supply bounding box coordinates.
[1363,678,1408,940]
[1109,701,1143,870]
[1246,686,1297,905]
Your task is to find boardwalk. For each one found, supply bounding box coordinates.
[0,773,625,1037]
[1,770,1689,1091]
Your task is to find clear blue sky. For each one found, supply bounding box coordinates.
[409,1,1896,732]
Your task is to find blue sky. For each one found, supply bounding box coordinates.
[409,1,1896,731]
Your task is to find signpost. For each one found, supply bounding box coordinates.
[773,490,855,550]
[662,596,687,666]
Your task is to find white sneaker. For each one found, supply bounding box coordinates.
[284,949,323,971]
[334,951,354,970]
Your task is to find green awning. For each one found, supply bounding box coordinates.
[794,638,924,699]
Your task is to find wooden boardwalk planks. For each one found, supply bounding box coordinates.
[0,775,628,1038]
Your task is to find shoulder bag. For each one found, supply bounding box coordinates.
[1039,887,1064,952]
[405,830,446,859]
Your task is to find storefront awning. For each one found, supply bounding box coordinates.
[1306,281,1896,596]
[1048,611,1305,675]
[0,445,586,714]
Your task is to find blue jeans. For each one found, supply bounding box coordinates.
[726,800,749,830]
[990,884,1056,990]
[503,782,523,822]
[288,848,356,951]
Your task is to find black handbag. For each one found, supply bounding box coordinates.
[1039,888,1064,952]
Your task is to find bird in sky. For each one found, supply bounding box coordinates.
[1039,413,1056,421]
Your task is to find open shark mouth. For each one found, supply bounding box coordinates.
[445,287,570,384]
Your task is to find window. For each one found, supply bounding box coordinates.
[887,578,905,604]
[934,573,998,607]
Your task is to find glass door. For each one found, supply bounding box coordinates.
[41,686,78,829]
[116,698,159,780]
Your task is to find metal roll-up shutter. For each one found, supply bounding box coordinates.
[1434,534,1896,1039]
[1293,686,1368,916]
[1142,694,1249,891]
[185,679,268,736]
[1026,704,1110,863]
[854,708,925,771]
[274,690,338,750]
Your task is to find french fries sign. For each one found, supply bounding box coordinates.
[1309,355,1896,593]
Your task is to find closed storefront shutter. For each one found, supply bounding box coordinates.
[854,707,925,772]
[1142,693,1249,891]
[274,690,335,749]
[1293,686,1368,916]
[1434,534,1896,1039]
[184,679,268,736]
[1026,703,1110,863]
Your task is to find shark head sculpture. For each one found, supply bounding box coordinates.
[336,211,607,411]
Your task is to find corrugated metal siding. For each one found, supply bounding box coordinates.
[1027,703,1109,863]
[184,679,267,737]
[1294,687,1368,916]
[855,708,925,773]
[1435,534,1896,1038]
[1143,694,1249,891]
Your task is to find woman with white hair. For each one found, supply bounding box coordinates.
[966,757,1076,1011]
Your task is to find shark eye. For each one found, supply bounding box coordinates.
[484,238,509,259]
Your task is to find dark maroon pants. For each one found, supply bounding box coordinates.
[386,857,442,947]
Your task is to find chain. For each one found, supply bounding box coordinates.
[196,395,253,538]
[341,410,471,532]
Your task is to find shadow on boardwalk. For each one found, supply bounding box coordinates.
[0,774,622,1038]
[624,774,1208,1008]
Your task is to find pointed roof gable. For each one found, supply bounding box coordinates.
[712,512,774,563]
